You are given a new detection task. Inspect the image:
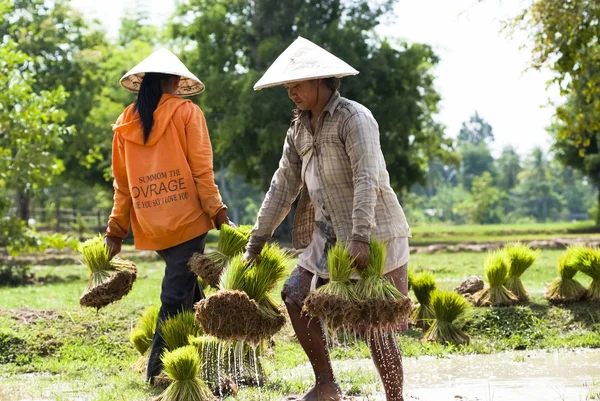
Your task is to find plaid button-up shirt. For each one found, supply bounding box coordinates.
[247,91,411,252]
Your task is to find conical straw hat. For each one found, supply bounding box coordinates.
[253,37,359,91]
[120,48,205,96]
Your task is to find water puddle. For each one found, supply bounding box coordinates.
[2,349,599,400]
[283,349,600,401]
[404,348,600,401]
[0,373,91,401]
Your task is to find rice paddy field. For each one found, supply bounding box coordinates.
[1,232,600,400]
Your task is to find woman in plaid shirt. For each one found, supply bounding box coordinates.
[244,37,411,401]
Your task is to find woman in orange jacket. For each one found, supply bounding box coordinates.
[104,48,232,384]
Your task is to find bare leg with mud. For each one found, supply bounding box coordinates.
[284,296,342,401]
[367,331,404,401]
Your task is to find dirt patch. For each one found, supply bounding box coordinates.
[411,237,600,254]
[0,308,62,325]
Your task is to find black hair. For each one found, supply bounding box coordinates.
[323,77,341,92]
[135,73,177,144]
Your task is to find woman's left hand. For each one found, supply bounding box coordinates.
[348,240,369,270]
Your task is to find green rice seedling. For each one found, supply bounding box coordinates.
[218,255,249,292]
[569,246,600,302]
[130,305,160,355]
[79,235,114,288]
[161,311,203,351]
[244,243,290,304]
[474,251,518,307]
[353,240,412,331]
[304,243,358,330]
[130,305,159,372]
[78,235,137,309]
[410,271,437,329]
[504,242,540,302]
[545,252,588,303]
[158,345,214,401]
[189,225,251,288]
[424,290,470,345]
[407,267,415,291]
[236,225,253,237]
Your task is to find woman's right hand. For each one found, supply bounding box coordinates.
[105,236,122,260]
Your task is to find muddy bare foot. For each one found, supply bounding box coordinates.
[287,382,342,401]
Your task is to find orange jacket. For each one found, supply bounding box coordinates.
[106,94,225,250]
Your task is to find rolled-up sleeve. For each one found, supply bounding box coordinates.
[247,128,302,252]
[343,111,381,243]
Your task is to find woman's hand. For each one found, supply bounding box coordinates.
[242,249,260,264]
[348,240,369,271]
[104,236,122,260]
[215,208,234,229]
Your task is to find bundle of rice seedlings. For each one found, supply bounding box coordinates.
[195,244,289,344]
[353,240,412,331]
[410,271,437,329]
[78,235,137,309]
[473,251,518,307]
[188,225,252,288]
[161,311,203,351]
[504,242,540,302]
[569,246,600,302]
[156,345,214,401]
[303,243,359,330]
[424,290,470,345]
[545,252,588,303]
[407,267,415,291]
[130,305,159,372]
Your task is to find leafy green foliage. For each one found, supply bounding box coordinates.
[170,0,454,193]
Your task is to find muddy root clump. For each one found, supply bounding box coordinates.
[79,261,137,309]
[195,290,285,345]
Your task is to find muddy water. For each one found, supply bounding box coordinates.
[2,349,599,400]
[283,349,600,401]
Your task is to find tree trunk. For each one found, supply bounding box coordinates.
[16,191,31,224]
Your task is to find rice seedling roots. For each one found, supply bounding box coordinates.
[79,261,137,309]
[505,277,529,302]
[544,278,588,304]
[410,304,434,330]
[188,253,222,288]
[473,286,518,307]
[303,292,359,331]
[304,292,413,332]
[195,290,285,345]
[353,297,413,331]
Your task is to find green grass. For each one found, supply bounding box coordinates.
[1,249,600,400]
[409,221,599,245]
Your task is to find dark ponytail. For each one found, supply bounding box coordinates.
[135,73,176,144]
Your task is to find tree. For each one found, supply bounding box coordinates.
[458,111,494,145]
[503,0,600,145]
[1,0,107,219]
[456,112,496,189]
[501,0,600,223]
[496,145,522,192]
[455,172,504,224]
[0,39,70,246]
[171,0,454,194]
[511,147,566,222]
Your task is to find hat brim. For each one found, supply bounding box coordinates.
[253,71,358,91]
[120,72,205,97]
